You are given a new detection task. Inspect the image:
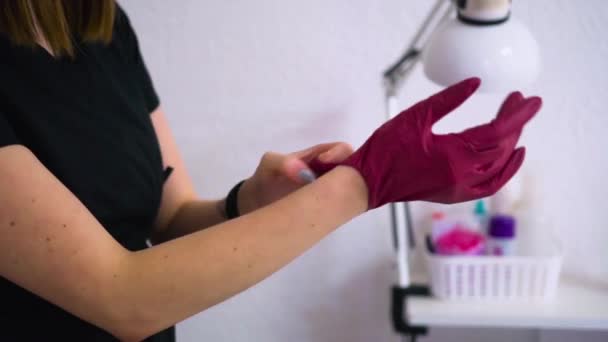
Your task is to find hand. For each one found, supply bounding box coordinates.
[310,77,542,209]
[237,142,354,214]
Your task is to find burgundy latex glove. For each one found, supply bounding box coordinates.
[309,77,542,209]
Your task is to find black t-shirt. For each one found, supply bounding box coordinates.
[0,7,174,342]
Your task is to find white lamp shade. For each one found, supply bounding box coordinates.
[422,17,541,92]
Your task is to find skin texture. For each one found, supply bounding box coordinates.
[149,107,355,242]
[0,107,365,341]
[0,80,539,341]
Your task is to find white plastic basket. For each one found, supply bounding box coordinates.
[425,242,563,301]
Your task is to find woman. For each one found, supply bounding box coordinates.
[0,1,542,341]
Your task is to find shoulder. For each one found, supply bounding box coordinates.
[113,4,136,41]
[109,4,142,59]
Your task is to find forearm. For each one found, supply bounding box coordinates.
[119,166,367,339]
[151,199,227,242]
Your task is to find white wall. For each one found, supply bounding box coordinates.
[120,0,608,341]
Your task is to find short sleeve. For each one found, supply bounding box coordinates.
[114,6,160,114]
[0,111,19,148]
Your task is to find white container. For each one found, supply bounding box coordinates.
[425,238,562,301]
[486,236,516,256]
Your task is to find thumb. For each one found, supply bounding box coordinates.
[260,152,317,184]
[282,156,317,184]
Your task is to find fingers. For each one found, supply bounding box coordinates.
[291,142,353,163]
[497,91,525,120]
[291,143,336,162]
[290,142,353,179]
[260,151,292,178]
[308,158,339,176]
[456,125,501,152]
[426,77,481,125]
[284,157,317,183]
[494,96,542,136]
[472,147,504,168]
[446,133,508,184]
[456,96,541,151]
[261,152,315,184]
[442,132,501,161]
[472,147,526,197]
[495,91,526,141]
[260,142,352,186]
[316,142,353,163]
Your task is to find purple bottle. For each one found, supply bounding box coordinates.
[487,215,516,256]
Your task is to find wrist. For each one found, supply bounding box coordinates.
[324,166,369,214]
[216,198,228,219]
[235,178,259,216]
[223,180,246,219]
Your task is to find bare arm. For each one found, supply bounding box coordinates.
[149,108,355,242]
[0,144,367,341]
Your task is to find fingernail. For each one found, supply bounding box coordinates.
[298,169,316,183]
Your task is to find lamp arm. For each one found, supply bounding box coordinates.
[384,0,455,98]
[382,0,454,289]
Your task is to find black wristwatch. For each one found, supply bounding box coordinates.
[225,180,245,219]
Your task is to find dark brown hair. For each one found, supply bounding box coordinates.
[0,0,116,57]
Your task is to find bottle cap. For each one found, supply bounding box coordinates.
[489,215,516,238]
[432,211,445,220]
[474,199,487,215]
